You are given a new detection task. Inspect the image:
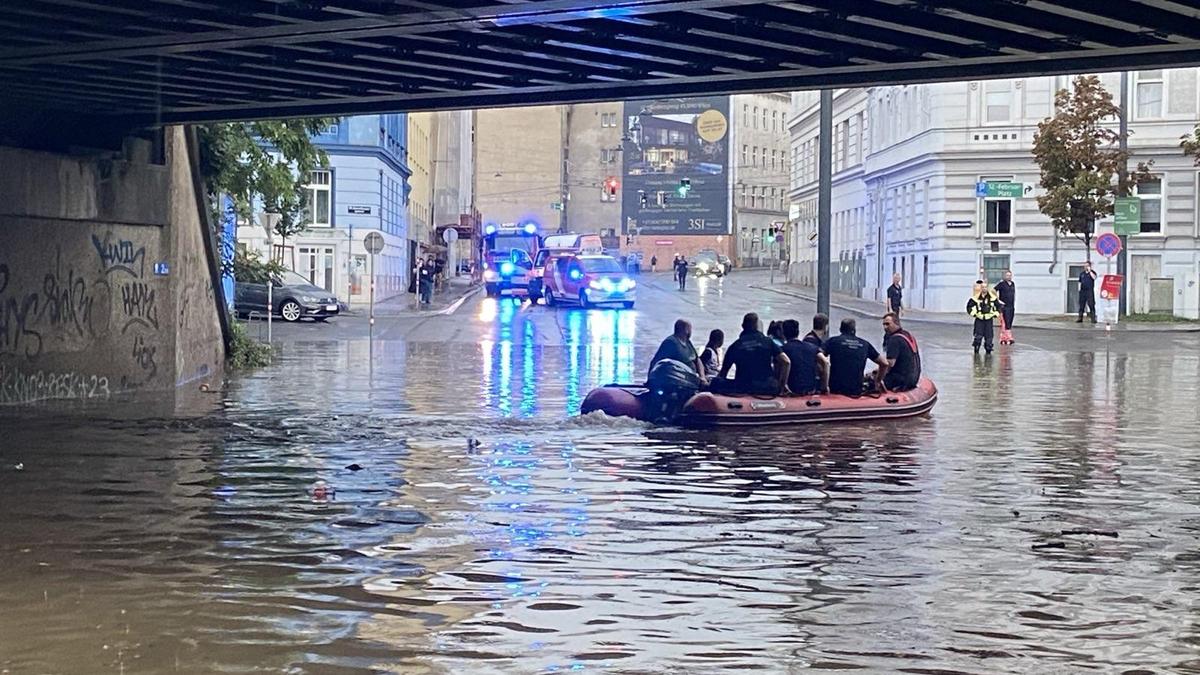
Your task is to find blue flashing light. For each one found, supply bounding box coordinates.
[522,221,538,235]
[569,269,583,281]
[484,223,498,235]
[500,261,516,276]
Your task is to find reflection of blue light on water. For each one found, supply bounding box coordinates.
[565,311,585,413]
[520,318,537,417]
[498,340,513,417]
[480,339,495,409]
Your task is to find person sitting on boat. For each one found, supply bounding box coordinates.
[824,318,889,397]
[649,319,706,382]
[803,313,829,348]
[782,319,829,395]
[881,313,921,391]
[699,329,724,376]
[767,321,785,347]
[710,312,791,396]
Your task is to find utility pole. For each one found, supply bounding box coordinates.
[1117,71,1129,317]
[817,89,833,317]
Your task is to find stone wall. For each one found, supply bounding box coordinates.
[0,126,224,406]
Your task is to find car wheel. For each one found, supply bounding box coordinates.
[280,300,303,322]
[579,291,591,309]
[544,288,556,306]
[623,301,635,309]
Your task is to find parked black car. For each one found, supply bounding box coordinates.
[235,269,341,322]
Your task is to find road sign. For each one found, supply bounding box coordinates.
[654,239,673,245]
[550,202,564,211]
[1100,274,1124,300]
[347,205,372,215]
[774,233,783,243]
[442,228,458,244]
[153,262,170,276]
[976,181,1025,198]
[1095,232,1122,258]
[1114,197,1141,236]
[363,231,384,254]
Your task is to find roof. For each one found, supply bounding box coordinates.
[3,1,1200,127]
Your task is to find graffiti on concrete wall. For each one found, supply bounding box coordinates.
[0,263,43,359]
[92,232,146,278]
[0,363,110,405]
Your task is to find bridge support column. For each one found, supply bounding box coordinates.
[0,126,226,409]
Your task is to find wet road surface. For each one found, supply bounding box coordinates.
[3,272,1200,674]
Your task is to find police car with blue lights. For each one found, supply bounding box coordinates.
[480,221,540,298]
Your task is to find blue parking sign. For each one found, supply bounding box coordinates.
[975,182,988,198]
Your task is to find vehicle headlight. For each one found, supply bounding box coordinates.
[299,295,319,303]
[588,279,603,290]
[500,262,515,276]
[484,269,498,280]
[619,279,636,291]
[699,262,709,271]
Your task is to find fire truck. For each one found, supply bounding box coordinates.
[480,221,541,297]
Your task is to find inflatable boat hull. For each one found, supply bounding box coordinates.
[580,378,937,428]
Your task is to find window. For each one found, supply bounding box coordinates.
[743,104,749,125]
[982,255,1010,286]
[753,106,759,129]
[1135,177,1162,233]
[1136,70,1164,119]
[984,80,1012,123]
[306,170,331,226]
[840,119,850,167]
[600,148,618,163]
[740,184,747,207]
[985,200,1012,235]
[772,110,778,131]
[742,144,748,166]
[751,146,758,168]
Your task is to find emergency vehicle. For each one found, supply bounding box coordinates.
[480,221,540,297]
[542,253,636,309]
[529,233,604,301]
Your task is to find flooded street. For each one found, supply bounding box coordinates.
[3,273,1200,673]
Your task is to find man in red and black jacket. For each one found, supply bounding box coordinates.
[881,313,921,391]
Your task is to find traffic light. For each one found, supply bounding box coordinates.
[604,176,619,196]
[656,191,667,207]
[638,190,647,207]
[677,177,691,198]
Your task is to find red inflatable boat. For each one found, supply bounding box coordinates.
[580,377,938,428]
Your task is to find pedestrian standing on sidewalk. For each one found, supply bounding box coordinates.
[967,281,1001,354]
[1077,261,1097,323]
[886,273,903,317]
[994,270,1016,329]
[651,255,658,273]
[418,257,436,305]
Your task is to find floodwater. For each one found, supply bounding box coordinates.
[3,298,1200,673]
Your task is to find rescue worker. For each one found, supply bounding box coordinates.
[824,318,889,396]
[1077,261,1097,323]
[711,313,791,396]
[782,319,829,395]
[649,318,706,381]
[803,313,829,348]
[967,281,1002,354]
[881,313,921,391]
[767,321,785,347]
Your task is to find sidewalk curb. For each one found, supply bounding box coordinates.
[751,285,1200,333]
[347,284,482,317]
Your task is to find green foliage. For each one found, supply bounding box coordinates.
[232,249,286,284]
[197,118,337,243]
[227,320,274,370]
[1179,123,1200,167]
[1032,75,1151,257]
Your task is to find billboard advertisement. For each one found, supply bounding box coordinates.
[622,96,730,236]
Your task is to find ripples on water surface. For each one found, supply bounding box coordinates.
[2,332,1200,673]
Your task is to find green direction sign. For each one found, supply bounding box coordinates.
[1114,197,1141,235]
[550,202,564,211]
[985,181,1025,198]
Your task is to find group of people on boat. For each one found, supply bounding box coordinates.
[649,310,922,399]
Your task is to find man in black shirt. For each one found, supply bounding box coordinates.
[649,318,705,380]
[782,319,829,395]
[994,269,1016,329]
[674,255,689,291]
[712,312,790,396]
[881,313,921,391]
[824,318,889,396]
[886,273,903,316]
[803,313,829,348]
[1077,261,1097,323]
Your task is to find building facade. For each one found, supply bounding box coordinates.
[475,106,565,235]
[732,93,792,267]
[238,114,412,304]
[788,70,1200,317]
[407,112,435,262]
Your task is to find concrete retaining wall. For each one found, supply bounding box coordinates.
[0,126,224,406]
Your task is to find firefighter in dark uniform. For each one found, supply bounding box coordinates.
[967,280,1002,354]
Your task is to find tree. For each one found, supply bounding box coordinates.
[196,119,337,257]
[1178,121,1200,170]
[1032,75,1150,260]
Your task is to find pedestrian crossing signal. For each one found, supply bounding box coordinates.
[677,177,691,198]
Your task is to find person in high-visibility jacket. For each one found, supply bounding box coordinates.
[966,281,1003,354]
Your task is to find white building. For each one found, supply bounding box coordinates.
[732,93,791,266]
[788,69,1200,317]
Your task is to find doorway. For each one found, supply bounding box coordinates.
[298,246,336,292]
[1066,263,1086,315]
[1131,255,1162,314]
